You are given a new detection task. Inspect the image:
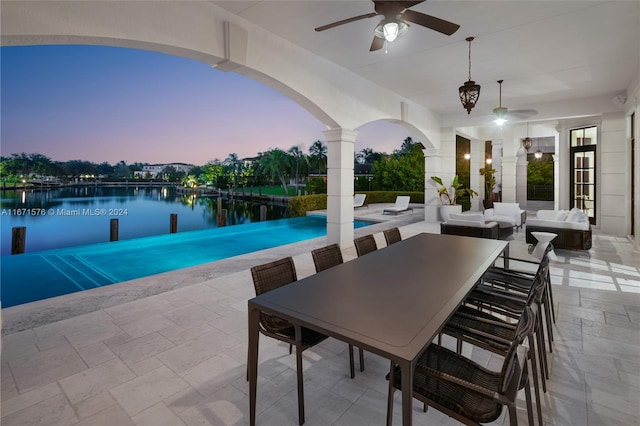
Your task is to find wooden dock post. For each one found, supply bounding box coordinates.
[260,205,267,221]
[11,226,26,254]
[110,218,119,241]
[170,213,178,233]
[218,209,227,227]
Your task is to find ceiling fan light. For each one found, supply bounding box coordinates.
[493,106,508,125]
[374,19,408,42]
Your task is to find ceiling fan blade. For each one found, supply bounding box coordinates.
[315,12,379,32]
[370,36,385,51]
[507,109,539,119]
[400,9,460,35]
[374,0,424,15]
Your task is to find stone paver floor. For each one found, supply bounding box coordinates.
[2,208,639,425]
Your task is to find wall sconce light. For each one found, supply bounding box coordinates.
[486,158,492,164]
[464,153,471,160]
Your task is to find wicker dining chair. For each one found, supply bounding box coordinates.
[354,234,377,257]
[311,243,364,377]
[248,257,328,425]
[485,243,556,342]
[474,247,555,381]
[443,281,546,426]
[383,227,402,246]
[311,243,344,273]
[387,306,536,426]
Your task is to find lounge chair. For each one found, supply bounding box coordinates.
[354,193,367,208]
[383,196,413,215]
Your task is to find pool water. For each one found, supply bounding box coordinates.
[1,216,373,307]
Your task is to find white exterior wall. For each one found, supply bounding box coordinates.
[600,113,627,235]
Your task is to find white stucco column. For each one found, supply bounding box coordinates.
[324,128,357,247]
[516,154,528,207]
[501,156,518,202]
[470,142,481,211]
[552,154,560,210]
[423,147,440,222]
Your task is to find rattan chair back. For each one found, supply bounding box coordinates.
[354,234,377,257]
[383,227,402,246]
[311,244,344,273]
[389,306,535,426]
[250,257,297,332]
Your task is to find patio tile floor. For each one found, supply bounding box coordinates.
[2,206,639,425]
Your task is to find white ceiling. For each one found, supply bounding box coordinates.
[212,0,639,125]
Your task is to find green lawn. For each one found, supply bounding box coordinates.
[241,186,298,196]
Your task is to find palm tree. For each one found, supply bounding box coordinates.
[260,148,290,193]
[356,147,382,164]
[288,145,304,194]
[181,174,198,189]
[309,140,327,174]
[224,153,240,192]
[393,136,421,157]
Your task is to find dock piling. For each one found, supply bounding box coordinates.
[170,213,178,233]
[110,218,119,241]
[11,226,26,254]
[218,209,227,227]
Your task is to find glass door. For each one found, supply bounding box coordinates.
[570,127,597,224]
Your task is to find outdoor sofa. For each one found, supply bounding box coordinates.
[440,213,500,240]
[525,208,592,250]
[484,202,526,231]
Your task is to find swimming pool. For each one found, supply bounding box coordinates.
[0,215,373,307]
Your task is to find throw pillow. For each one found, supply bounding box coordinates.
[566,208,583,222]
[555,211,568,221]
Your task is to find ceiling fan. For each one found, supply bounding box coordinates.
[493,80,538,125]
[314,0,460,51]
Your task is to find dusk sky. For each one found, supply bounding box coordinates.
[1,45,412,166]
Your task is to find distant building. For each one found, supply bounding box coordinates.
[133,163,193,178]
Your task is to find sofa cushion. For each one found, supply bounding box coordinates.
[493,202,520,216]
[447,219,496,228]
[554,211,569,221]
[537,210,560,221]
[526,218,590,231]
[450,213,485,224]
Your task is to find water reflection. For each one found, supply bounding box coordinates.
[0,186,288,255]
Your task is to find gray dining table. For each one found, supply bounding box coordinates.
[247,232,508,426]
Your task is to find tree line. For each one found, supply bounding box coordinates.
[1,137,426,193]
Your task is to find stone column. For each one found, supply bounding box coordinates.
[516,153,528,207]
[423,147,440,222]
[501,156,518,203]
[470,142,481,211]
[552,153,560,210]
[324,128,357,247]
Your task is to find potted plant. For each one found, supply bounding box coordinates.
[430,175,478,221]
[479,165,497,209]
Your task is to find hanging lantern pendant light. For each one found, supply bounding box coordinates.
[459,36,481,114]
